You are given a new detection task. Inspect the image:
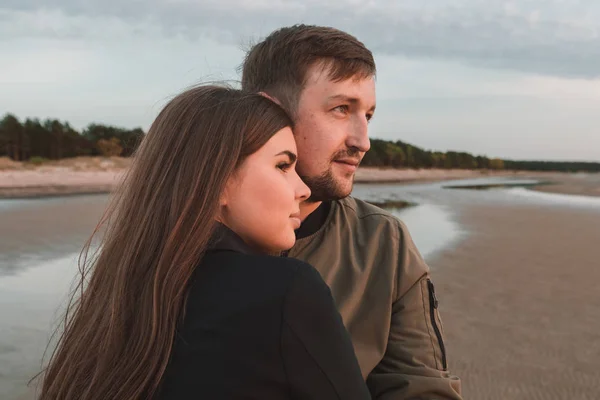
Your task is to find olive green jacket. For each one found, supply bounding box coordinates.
[288,196,462,399]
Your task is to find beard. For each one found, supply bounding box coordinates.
[300,148,361,203]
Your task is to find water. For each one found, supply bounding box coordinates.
[0,194,108,399]
[1,177,599,399]
[390,203,466,259]
[0,255,78,399]
[507,187,600,209]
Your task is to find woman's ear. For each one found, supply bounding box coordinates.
[220,172,238,207]
[219,184,230,207]
[215,188,228,224]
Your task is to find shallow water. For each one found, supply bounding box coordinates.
[388,204,466,260]
[0,255,77,399]
[507,187,600,208]
[1,176,599,399]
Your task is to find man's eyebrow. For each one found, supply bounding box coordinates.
[326,94,376,112]
[275,150,297,163]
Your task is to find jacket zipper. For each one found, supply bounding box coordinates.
[427,279,447,370]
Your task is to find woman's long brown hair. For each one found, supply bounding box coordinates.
[37,85,293,400]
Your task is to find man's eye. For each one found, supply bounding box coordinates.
[333,105,349,113]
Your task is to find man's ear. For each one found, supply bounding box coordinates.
[258,91,282,106]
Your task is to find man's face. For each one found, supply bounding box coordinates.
[293,65,376,202]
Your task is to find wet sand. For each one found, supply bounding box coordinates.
[3,176,600,399]
[2,165,493,198]
[0,169,125,199]
[355,168,600,198]
[530,172,600,197]
[430,203,600,399]
[0,195,109,275]
[2,161,599,199]
[354,167,514,183]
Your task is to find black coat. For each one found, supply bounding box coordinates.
[158,226,370,399]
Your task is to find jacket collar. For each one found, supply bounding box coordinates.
[208,223,264,256]
[295,201,331,240]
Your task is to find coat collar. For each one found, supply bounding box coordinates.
[208,223,264,256]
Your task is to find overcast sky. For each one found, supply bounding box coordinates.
[1,0,599,161]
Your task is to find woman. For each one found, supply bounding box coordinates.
[38,85,371,399]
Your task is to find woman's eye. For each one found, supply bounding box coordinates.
[277,162,292,172]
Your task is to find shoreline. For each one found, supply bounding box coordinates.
[2,171,600,399]
[0,185,116,199]
[428,202,600,399]
[1,163,599,199]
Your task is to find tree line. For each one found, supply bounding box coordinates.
[2,113,599,173]
[362,138,600,173]
[0,113,144,161]
[502,160,600,172]
[362,139,507,169]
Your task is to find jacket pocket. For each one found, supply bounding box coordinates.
[427,278,447,370]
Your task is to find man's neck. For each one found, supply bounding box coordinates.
[300,200,322,222]
[295,200,331,240]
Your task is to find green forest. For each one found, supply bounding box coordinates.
[362,139,600,172]
[1,113,599,172]
[0,114,144,161]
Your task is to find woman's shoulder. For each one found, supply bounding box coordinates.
[199,251,333,320]
[194,251,323,296]
[203,250,313,274]
[184,252,329,336]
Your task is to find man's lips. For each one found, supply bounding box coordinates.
[333,158,360,173]
[334,158,360,166]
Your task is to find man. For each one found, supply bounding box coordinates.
[241,25,462,399]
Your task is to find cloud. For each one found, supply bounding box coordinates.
[1,0,600,78]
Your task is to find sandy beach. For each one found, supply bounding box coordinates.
[528,172,600,197]
[0,157,127,198]
[2,172,600,399]
[430,203,600,399]
[2,157,599,198]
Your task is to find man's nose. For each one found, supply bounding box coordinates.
[346,116,370,153]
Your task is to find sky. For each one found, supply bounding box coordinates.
[1,0,599,161]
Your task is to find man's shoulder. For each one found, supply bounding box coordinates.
[334,196,409,239]
[337,196,395,217]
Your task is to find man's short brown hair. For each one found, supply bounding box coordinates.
[241,24,376,116]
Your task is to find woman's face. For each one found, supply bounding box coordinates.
[220,127,311,253]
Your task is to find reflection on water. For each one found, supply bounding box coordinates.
[507,187,600,208]
[1,176,599,399]
[443,177,542,190]
[0,254,79,400]
[438,176,600,210]
[389,204,466,260]
[0,194,108,277]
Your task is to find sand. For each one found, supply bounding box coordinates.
[0,157,127,198]
[429,203,600,399]
[0,169,124,198]
[354,168,600,198]
[353,167,513,183]
[3,173,600,399]
[529,172,600,197]
[3,158,599,199]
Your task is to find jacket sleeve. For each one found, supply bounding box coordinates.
[366,221,463,400]
[281,262,372,400]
